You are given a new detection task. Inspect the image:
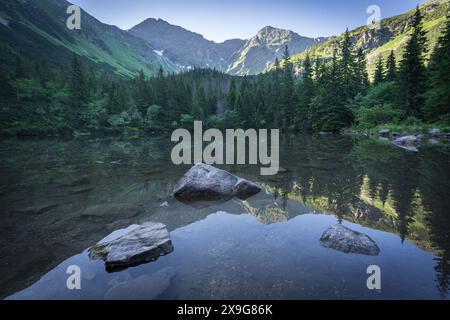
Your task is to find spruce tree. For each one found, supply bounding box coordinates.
[354,48,369,93]
[314,57,322,78]
[107,82,127,115]
[280,45,295,129]
[296,55,314,130]
[134,69,149,114]
[385,50,397,82]
[373,55,385,85]
[69,55,89,115]
[282,45,290,66]
[424,15,450,122]
[227,78,238,109]
[274,58,280,71]
[339,28,357,100]
[311,53,354,132]
[192,85,207,120]
[398,6,428,118]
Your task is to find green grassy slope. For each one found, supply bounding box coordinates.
[273,0,449,79]
[0,0,179,77]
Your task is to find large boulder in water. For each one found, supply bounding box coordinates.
[173,164,261,203]
[89,222,173,271]
[320,224,380,256]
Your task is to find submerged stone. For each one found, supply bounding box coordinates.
[89,222,173,271]
[320,224,380,256]
[80,203,142,219]
[15,203,59,215]
[173,164,261,204]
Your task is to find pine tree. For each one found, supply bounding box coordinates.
[282,45,290,66]
[273,58,280,74]
[354,48,369,93]
[373,55,385,85]
[311,54,354,132]
[153,65,167,106]
[133,69,149,114]
[280,45,295,129]
[339,28,357,100]
[424,15,450,122]
[385,50,397,82]
[398,6,428,118]
[69,55,89,110]
[227,78,238,109]
[107,82,127,114]
[157,65,164,78]
[296,55,314,130]
[314,56,322,79]
[192,85,206,120]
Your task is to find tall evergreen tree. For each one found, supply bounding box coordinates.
[424,15,450,123]
[153,65,167,106]
[282,45,290,66]
[373,55,385,85]
[192,85,207,120]
[280,45,295,129]
[385,50,397,82]
[296,55,314,130]
[338,28,357,100]
[314,56,322,78]
[107,81,127,115]
[354,48,369,93]
[227,78,238,110]
[311,54,354,132]
[274,58,280,71]
[69,55,89,114]
[398,6,428,118]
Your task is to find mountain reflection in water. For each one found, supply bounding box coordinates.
[0,134,449,299]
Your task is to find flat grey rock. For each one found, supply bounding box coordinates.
[173,164,261,203]
[320,224,380,256]
[89,222,173,271]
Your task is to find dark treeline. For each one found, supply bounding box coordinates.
[1,7,449,136]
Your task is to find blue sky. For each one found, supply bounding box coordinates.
[70,0,428,42]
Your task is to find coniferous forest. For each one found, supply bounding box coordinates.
[1,7,449,136]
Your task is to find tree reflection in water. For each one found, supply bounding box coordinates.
[258,134,450,295]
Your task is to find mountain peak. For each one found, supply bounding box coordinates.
[228,26,324,75]
[257,25,291,34]
[132,17,172,30]
[260,25,276,31]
